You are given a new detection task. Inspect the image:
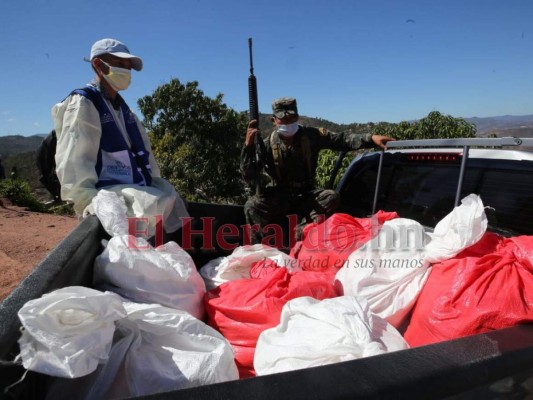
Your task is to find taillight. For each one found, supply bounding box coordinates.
[406,153,461,162]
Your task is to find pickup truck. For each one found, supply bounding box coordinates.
[1,137,532,399]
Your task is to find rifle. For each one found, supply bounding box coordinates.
[248,37,262,195]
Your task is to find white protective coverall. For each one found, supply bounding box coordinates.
[52,91,189,235]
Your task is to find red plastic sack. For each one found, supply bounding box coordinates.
[249,258,290,279]
[291,211,398,274]
[404,233,533,347]
[205,266,338,378]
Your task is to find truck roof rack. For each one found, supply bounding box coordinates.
[385,137,533,149]
[372,137,533,214]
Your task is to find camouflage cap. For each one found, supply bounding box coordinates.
[272,97,298,118]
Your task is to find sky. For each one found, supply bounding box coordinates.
[1,0,533,137]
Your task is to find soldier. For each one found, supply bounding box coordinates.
[240,97,394,245]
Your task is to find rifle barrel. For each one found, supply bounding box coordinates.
[248,38,254,75]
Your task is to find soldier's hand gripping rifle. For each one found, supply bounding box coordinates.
[248,38,263,195]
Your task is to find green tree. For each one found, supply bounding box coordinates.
[414,111,476,139]
[138,79,248,203]
[373,111,476,140]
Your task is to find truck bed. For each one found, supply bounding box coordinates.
[2,138,533,399]
[1,206,532,399]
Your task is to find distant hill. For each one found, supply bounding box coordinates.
[258,113,533,138]
[465,115,533,137]
[465,115,533,134]
[0,135,45,159]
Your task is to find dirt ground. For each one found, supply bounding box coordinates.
[0,198,78,302]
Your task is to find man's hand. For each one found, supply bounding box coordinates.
[245,120,259,147]
[371,135,395,149]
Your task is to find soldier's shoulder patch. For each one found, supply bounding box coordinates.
[318,127,328,136]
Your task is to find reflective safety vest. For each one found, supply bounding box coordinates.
[73,85,152,188]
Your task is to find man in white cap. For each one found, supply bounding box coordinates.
[52,38,189,239]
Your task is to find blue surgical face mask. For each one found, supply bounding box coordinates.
[277,121,299,137]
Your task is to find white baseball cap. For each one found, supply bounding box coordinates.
[89,38,143,71]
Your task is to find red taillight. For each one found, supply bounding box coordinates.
[406,153,460,162]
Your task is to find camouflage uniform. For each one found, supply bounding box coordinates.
[241,98,375,244]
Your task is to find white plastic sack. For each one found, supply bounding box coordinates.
[254,296,408,375]
[17,287,126,378]
[92,190,129,237]
[44,301,239,400]
[335,218,431,327]
[112,179,189,235]
[94,235,206,319]
[78,302,239,399]
[88,180,189,238]
[199,244,300,290]
[423,193,487,263]
[335,194,488,327]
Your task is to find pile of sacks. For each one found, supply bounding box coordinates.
[18,288,238,399]
[200,193,533,377]
[16,191,533,395]
[16,191,238,399]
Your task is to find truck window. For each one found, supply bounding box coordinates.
[339,153,533,235]
[476,167,533,235]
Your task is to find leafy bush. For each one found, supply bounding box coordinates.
[0,178,46,212]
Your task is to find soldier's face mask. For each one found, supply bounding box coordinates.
[277,121,299,137]
[100,60,132,91]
